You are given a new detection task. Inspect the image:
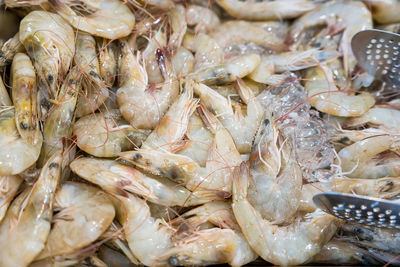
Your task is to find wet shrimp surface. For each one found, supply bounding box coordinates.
[0,0,400,266]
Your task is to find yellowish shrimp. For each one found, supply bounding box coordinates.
[168,4,186,51]
[11,52,40,145]
[305,64,375,117]
[0,76,11,106]
[212,20,286,52]
[117,40,179,129]
[191,53,260,85]
[135,0,174,9]
[48,0,135,39]
[70,157,213,206]
[171,47,194,78]
[363,0,400,24]
[194,79,264,153]
[38,66,81,167]
[289,0,372,76]
[73,110,149,158]
[0,175,22,222]
[0,32,24,67]
[192,33,224,71]
[19,10,75,98]
[232,162,338,266]
[119,104,242,197]
[186,5,220,33]
[142,79,198,151]
[118,193,256,266]
[337,135,400,179]
[0,151,62,267]
[216,0,316,20]
[97,38,118,87]
[74,32,109,118]
[299,177,400,212]
[249,49,339,84]
[345,107,400,130]
[36,182,115,260]
[0,108,42,176]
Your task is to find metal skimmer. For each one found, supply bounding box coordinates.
[351,29,400,88]
[313,192,400,229]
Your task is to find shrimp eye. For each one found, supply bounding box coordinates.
[48,75,54,83]
[168,256,179,266]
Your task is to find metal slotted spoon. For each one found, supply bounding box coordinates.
[351,29,400,88]
[313,192,400,229]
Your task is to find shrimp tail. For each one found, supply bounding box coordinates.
[197,103,220,134]
[232,161,249,203]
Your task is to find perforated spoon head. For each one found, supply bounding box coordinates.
[352,29,400,89]
[313,192,400,229]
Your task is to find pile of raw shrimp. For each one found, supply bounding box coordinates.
[1,0,400,266]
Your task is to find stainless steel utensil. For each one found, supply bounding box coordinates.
[352,29,400,88]
[313,192,400,229]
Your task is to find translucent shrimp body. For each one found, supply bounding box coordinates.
[0,108,42,176]
[0,151,62,267]
[216,0,316,21]
[19,11,75,98]
[49,0,135,39]
[0,175,22,223]
[305,65,375,117]
[232,162,338,266]
[36,182,115,260]
[290,0,372,75]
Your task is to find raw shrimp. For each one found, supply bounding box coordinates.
[0,32,24,67]
[11,52,40,145]
[38,67,81,167]
[168,4,186,50]
[143,30,167,84]
[177,111,213,166]
[194,79,264,153]
[36,182,115,260]
[216,0,316,20]
[312,239,375,265]
[340,224,400,253]
[191,54,260,85]
[345,107,400,130]
[97,38,118,87]
[142,79,197,151]
[136,0,174,9]
[0,76,11,106]
[49,0,135,39]
[0,108,42,176]
[248,115,302,224]
[186,5,220,33]
[192,33,224,71]
[119,104,242,196]
[70,157,212,206]
[212,20,285,52]
[249,49,339,84]
[232,162,338,266]
[364,0,400,24]
[158,227,257,266]
[117,40,179,129]
[299,177,400,212]
[73,110,149,157]
[337,135,400,179]
[305,64,375,117]
[19,10,75,98]
[0,151,62,267]
[171,47,194,77]
[74,32,108,118]
[118,193,256,266]
[0,175,22,222]
[289,0,372,75]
